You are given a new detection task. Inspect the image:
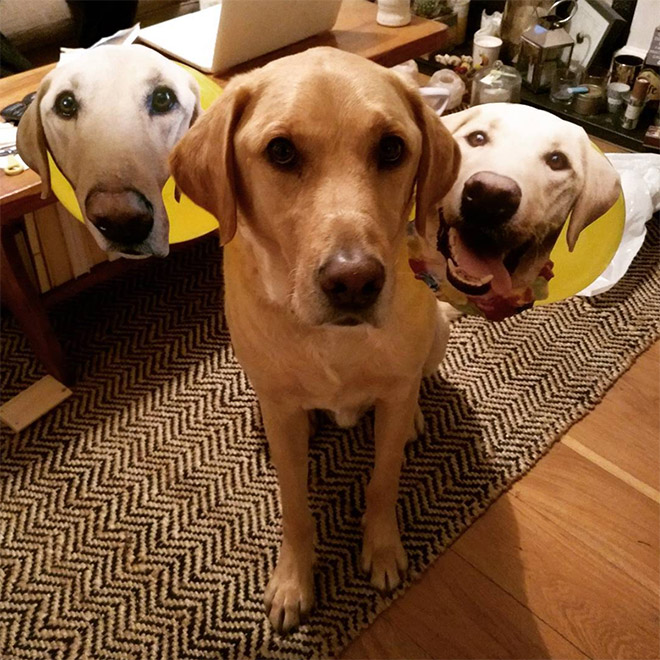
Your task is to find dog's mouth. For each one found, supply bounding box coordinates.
[335,316,362,326]
[107,241,169,259]
[116,247,143,257]
[438,225,532,297]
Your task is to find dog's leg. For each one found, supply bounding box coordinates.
[422,301,452,377]
[361,380,420,591]
[261,398,315,633]
[408,403,425,443]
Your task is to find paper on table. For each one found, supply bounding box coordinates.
[0,122,27,170]
[58,24,141,65]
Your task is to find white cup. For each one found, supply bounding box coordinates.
[607,81,630,100]
[472,34,502,68]
[606,81,630,114]
[376,0,411,27]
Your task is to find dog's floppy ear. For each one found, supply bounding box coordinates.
[17,73,53,199]
[566,140,621,252]
[169,77,251,245]
[410,92,461,237]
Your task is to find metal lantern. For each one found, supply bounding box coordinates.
[517,0,576,93]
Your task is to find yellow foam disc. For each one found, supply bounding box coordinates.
[47,63,221,244]
[542,190,625,304]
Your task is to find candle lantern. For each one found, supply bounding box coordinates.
[517,0,576,93]
[471,60,522,105]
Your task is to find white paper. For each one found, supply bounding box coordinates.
[59,24,141,65]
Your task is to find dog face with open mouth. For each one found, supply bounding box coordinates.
[428,104,621,318]
[17,44,201,258]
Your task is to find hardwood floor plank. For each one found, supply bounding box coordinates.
[566,342,659,491]
[453,446,659,659]
[561,434,660,503]
[341,609,434,660]
[511,443,658,592]
[341,548,586,659]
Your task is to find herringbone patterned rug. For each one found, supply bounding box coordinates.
[2,223,659,660]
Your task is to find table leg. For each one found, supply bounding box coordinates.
[1,224,71,386]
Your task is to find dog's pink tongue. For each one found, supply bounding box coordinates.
[448,227,512,295]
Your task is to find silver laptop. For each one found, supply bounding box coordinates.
[138,0,342,74]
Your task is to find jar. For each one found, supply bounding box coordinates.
[376,0,411,27]
[471,60,522,105]
[573,84,604,115]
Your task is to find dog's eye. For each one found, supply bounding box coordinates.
[54,91,78,119]
[546,151,570,171]
[466,131,488,147]
[266,137,298,168]
[150,86,178,114]
[378,135,405,167]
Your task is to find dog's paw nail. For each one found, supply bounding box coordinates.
[359,554,371,574]
[269,607,286,633]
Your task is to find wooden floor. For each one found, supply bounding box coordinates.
[342,341,660,660]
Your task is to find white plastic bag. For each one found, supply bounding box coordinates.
[578,152,660,297]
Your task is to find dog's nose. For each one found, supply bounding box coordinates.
[461,171,522,225]
[85,189,154,245]
[318,251,385,311]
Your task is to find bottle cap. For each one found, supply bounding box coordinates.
[630,77,650,102]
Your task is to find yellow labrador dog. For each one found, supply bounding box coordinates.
[170,47,459,632]
[17,44,201,258]
[436,103,620,298]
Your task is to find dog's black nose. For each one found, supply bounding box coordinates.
[461,171,522,226]
[85,189,154,245]
[318,251,385,312]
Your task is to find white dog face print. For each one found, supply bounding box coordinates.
[409,103,621,320]
[18,45,201,258]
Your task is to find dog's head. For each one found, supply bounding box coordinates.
[170,47,459,327]
[438,103,620,292]
[17,44,201,258]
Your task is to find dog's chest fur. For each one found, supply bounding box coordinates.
[223,240,438,418]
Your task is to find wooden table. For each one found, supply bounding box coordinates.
[0,0,448,384]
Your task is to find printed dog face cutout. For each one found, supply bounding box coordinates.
[408,104,624,320]
[17,45,212,258]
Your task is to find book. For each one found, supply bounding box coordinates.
[23,212,51,293]
[56,203,92,279]
[33,204,73,287]
[18,203,122,296]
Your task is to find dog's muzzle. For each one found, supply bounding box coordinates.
[317,250,385,323]
[85,188,155,247]
[461,171,522,228]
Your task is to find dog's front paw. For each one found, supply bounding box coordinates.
[264,550,314,633]
[360,514,408,592]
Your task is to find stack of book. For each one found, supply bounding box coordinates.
[14,203,119,293]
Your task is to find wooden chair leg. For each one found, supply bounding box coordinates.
[1,226,71,386]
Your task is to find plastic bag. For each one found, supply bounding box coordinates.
[477,9,502,37]
[578,152,660,297]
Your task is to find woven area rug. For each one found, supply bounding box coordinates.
[2,223,659,660]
